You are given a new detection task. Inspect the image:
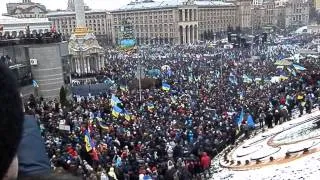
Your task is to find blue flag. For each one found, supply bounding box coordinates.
[247,115,255,128]
[237,108,244,126]
[32,80,39,87]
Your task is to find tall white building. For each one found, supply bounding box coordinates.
[47,10,113,44]
[111,0,237,45]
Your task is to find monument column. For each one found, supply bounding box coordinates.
[75,0,86,28]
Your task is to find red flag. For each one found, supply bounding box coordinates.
[51,25,56,33]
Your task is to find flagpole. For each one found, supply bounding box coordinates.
[138,53,142,101]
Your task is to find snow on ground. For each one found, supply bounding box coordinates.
[211,110,320,180]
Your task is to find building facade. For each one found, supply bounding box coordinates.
[5,0,47,18]
[315,0,320,11]
[282,0,310,28]
[235,0,252,30]
[0,40,67,99]
[47,10,113,45]
[252,0,263,6]
[111,0,236,45]
[0,15,51,36]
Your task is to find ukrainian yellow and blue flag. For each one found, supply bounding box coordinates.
[147,103,155,112]
[84,130,94,152]
[239,92,244,100]
[120,85,128,92]
[124,110,132,121]
[111,94,122,107]
[112,105,123,118]
[162,82,170,91]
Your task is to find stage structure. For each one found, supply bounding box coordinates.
[118,18,136,52]
[68,0,104,75]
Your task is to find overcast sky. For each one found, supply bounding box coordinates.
[0,0,132,14]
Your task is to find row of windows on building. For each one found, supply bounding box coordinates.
[133,32,175,38]
[0,29,50,36]
[50,18,108,25]
[114,10,174,18]
[113,16,174,24]
[289,14,308,21]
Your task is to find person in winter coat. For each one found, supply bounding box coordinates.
[274,109,280,125]
[200,152,211,171]
[259,111,266,129]
[266,110,273,128]
[280,107,289,123]
[299,102,304,117]
[108,167,117,180]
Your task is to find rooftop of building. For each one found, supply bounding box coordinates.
[46,9,108,16]
[112,0,235,12]
[0,15,50,25]
[6,1,47,14]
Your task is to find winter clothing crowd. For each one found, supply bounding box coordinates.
[25,39,320,180]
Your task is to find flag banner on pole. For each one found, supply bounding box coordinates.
[237,108,244,127]
[162,82,171,91]
[112,105,123,118]
[147,103,155,112]
[111,94,122,106]
[293,64,306,71]
[247,115,255,128]
[84,130,94,152]
[32,80,39,87]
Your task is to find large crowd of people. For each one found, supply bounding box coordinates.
[17,33,320,180]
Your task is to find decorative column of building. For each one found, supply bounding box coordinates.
[74,58,77,73]
[195,25,198,42]
[84,57,88,73]
[97,56,101,71]
[70,58,74,73]
[83,56,87,74]
[182,9,185,22]
[96,56,99,71]
[87,57,91,73]
[182,26,186,44]
[185,9,188,22]
[190,25,193,44]
[75,58,79,74]
[185,26,189,44]
[100,55,104,69]
[80,57,83,74]
[94,57,97,72]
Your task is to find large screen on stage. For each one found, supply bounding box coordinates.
[120,39,136,49]
[118,19,136,51]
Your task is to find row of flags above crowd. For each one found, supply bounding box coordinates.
[228,62,306,85]
[110,81,171,120]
